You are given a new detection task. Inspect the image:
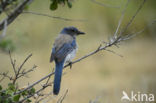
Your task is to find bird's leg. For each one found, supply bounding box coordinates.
[68,62,73,69]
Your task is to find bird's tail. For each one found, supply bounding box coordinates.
[53,60,64,95]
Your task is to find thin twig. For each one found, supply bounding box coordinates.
[9,51,17,76]
[57,89,68,103]
[120,0,147,35]
[0,19,7,41]
[17,65,37,79]
[114,0,130,38]
[91,0,121,8]
[105,49,123,57]
[0,72,12,81]
[22,11,86,22]
[0,0,34,31]
[17,54,32,76]
[18,82,52,103]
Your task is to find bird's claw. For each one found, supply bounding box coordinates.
[69,62,72,69]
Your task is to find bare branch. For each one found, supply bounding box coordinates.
[0,19,7,41]
[9,51,17,75]
[17,54,32,76]
[57,90,68,103]
[114,0,130,38]
[0,0,34,31]
[11,53,34,84]
[90,0,121,8]
[120,19,156,41]
[18,82,52,103]
[120,0,147,35]
[0,0,10,15]
[22,11,86,22]
[17,65,37,79]
[16,72,54,95]
[105,49,123,57]
[0,72,13,81]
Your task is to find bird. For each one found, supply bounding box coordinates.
[50,27,85,95]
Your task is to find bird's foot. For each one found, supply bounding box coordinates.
[68,62,72,69]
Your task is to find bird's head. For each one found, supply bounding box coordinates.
[60,27,85,36]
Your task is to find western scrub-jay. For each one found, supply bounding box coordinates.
[50,27,85,95]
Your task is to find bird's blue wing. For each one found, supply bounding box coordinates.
[50,47,55,62]
[50,40,76,62]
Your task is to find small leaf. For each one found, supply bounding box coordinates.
[0,39,15,52]
[0,85,2,90]
[8,83,15,91]
[50,1,58,11]
[13,94,21,102]
[30,88,35,94]
[24,4,29,10]
[67,1,72,8]
[6,89,13,95]
[26,99,31,102]
[22,90,28,96]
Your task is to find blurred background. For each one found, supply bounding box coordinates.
[0,0,156,102]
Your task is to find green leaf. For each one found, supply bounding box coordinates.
[13,94,20,102]
[30,88,35,94]
[0,39,15,52]
[0,85,2,90]
[8,83,15,91]
[24,4,29,10]
[6,89,13,95]
[50,1,58,11]
[67,1,72,8]
[26,99,31,102]
[21,90,28,96]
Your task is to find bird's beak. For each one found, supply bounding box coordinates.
[77,31,85,35]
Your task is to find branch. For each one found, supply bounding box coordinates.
[9,51,17,76]
[0,0,10,15]
[0,71,13,82]
[114,0,130,38]
[90,0,121,8]
[8,52,37,85]
[15,1,156,100]
[0,19,7,41]
[17,54,32,76]
[22,11,86,22]
[57,90,68,103]
[0,0,34,31]
[120,0,147,36]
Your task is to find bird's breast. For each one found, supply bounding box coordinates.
[65,47,77,64]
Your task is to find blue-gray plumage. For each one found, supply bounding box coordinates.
[50,27,85,95]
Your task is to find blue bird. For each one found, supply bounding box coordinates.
[50,27,85,95]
